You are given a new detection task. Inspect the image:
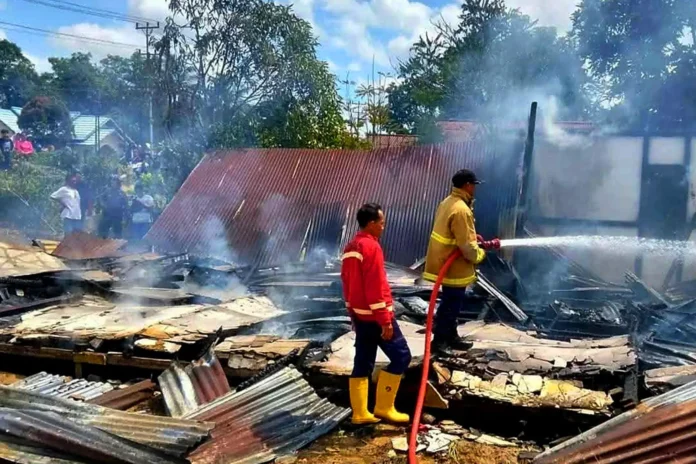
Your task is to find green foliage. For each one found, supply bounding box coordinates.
[572,0,696,130]
[0,158,65,233]
[158,139,206,198]
[0,40,38,108]
[157,0,346,150]
[18,96,74,146]
[44,53,104,114]
[99,53,149,142]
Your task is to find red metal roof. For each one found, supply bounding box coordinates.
[147,141,522,267]
[438,120,596,142]
[534,380,696,464]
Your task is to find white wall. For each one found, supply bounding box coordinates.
[531,134,692,288]
[532,137,643,222]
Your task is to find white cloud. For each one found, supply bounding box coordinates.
[128,0,170,21]
[25,54,52,74]
[506,0,576,32]
[53,23,145,58]
[387,2,460,61]
[322,0,431,32]
[347,62,362,72]
[334,19,390,66]
[0,29,6,41]
[370,0,431,31]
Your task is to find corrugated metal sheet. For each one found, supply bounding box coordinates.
[0,408,188,464]
[147,140,523,267]
[184,367,350,464]
[0,433,86,464]
[159,349,231,417]
[10,372,113,401]
[71,115,114,142]
[87,379,156,410]
[77,128,117,146]
[0,108,20,133]
[0,385,213,456]
[534,379,696,464]
[52,232,127,260]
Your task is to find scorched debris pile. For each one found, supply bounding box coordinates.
[0,231,695,463]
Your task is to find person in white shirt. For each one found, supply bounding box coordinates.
[130,183,155,239]
[50,173,82,235]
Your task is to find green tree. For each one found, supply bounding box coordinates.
[0,40,38,108]
[18,96,73,147]
[44,53,105,114]
[100,53,150,142]
[572,0,696,130]
[156,0,345,149]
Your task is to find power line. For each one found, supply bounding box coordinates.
[18,0,158,24]
[0,20,143,49]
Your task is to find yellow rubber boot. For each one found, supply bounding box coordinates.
[349,377,380,425]
[374,371,410,424]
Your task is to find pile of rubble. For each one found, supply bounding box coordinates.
[0,231,696,463]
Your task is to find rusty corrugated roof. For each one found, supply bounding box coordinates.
[0,385,213,456]
[534,379,696,463]
[184,367,350,464]
[438,120,596,143]
[147,141,522,267]
[159,349,231,417]
[10,372,113,401]
[52,232,127,260]
[0,408,188,464]
[87,379,156,410]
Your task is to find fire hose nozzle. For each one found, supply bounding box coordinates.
[477,236,501,251]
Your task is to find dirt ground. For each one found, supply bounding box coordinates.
[292,426,523,464]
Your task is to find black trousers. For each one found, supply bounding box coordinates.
[99,214,123,239]
[351,318,412,378]
[433,286,468,342]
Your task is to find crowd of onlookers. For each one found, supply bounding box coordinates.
[50,171,157,240]
[0,127,163,239]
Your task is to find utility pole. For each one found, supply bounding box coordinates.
[136,22,160,147]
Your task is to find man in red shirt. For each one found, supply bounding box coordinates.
[341,203,412,425]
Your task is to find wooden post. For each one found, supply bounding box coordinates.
[515,101,538,237]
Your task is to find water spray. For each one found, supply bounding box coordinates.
[497,235,694,257]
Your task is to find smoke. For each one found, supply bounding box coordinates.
[538,97,593,150]
[200,216,239,264]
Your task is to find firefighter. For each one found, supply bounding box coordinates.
[341,203,412,425]
[424,169,487,351]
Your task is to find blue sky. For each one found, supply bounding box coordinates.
[0,0,578,85]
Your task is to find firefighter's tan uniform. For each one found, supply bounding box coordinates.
[423,187,486,287]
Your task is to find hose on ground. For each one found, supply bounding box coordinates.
[408,249,462,464]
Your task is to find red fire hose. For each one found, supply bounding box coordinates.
[408,249,462,464]
[408,237,499,463]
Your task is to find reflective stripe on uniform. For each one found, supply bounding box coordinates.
[369,302,387,310]
[386,305,394,312]
[422,271,477,287]
[341,251,364,261]
[430,232,456,245]
[352,308,372,315]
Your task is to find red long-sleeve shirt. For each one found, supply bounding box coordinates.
[340,231,394,326]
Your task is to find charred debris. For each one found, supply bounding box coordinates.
[0,232,695,462]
